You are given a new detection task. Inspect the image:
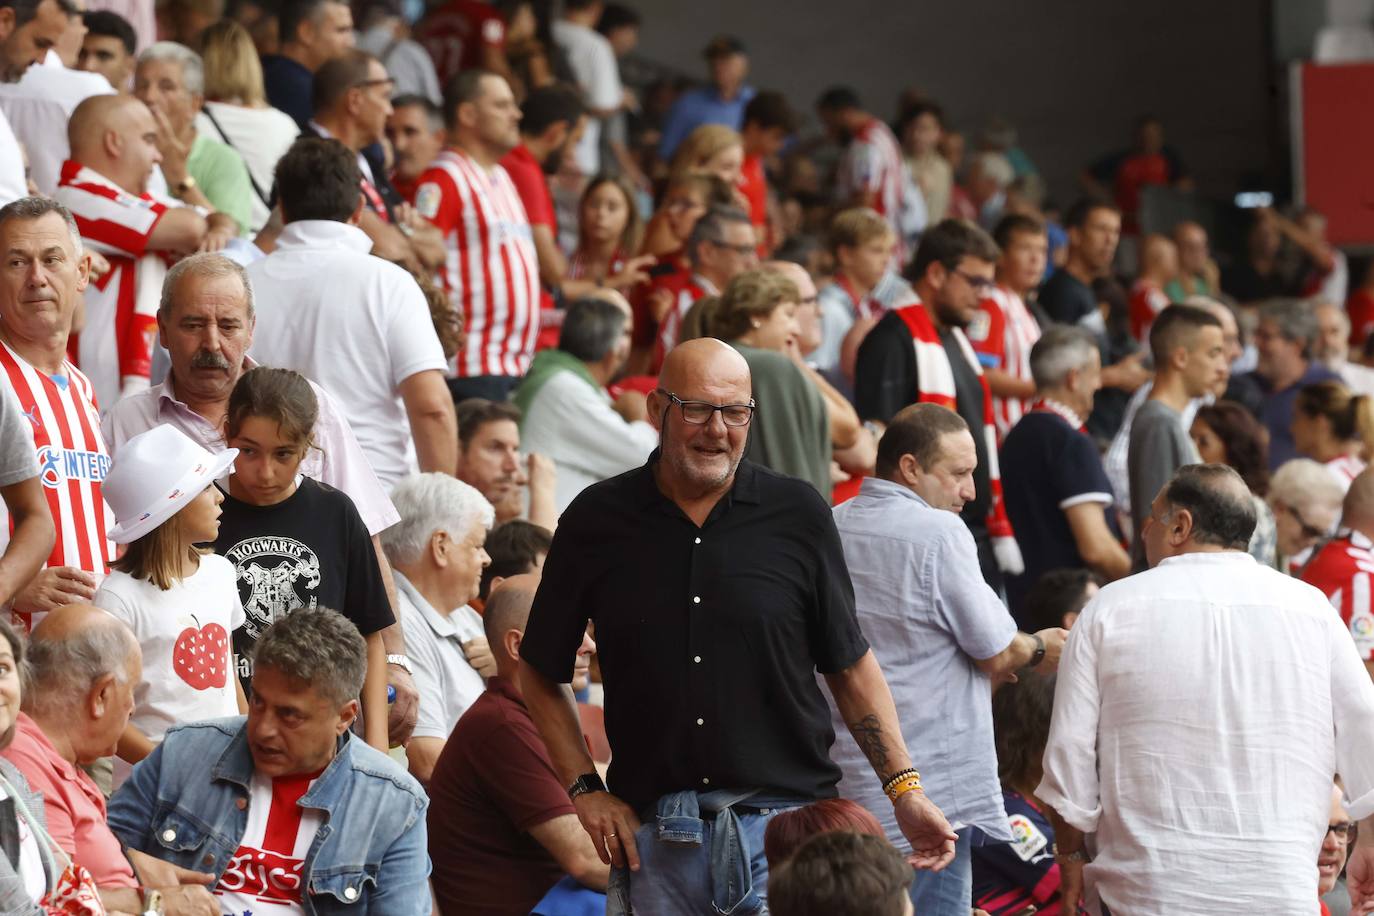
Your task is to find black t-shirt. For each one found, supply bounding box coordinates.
[213,477,394,691]
[941,329,992,534]
[1221,261,1297,306]
[519,454,869,815]
[1038,269,1097,326]
[1000,410,1118,623]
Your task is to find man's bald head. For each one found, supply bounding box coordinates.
[485,573,539,668]
[763,260,817,300]
[27,603,140,720]
[67,94,160,195]
[658,338,751,399]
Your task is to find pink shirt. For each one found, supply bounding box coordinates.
[0,713,138,889]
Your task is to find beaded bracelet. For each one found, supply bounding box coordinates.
[881,767,922,796]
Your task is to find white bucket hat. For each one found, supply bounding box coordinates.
[105,424,239,544]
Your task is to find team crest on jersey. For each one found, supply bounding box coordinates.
[415,183,442,220]
[226,536,322,639]
[35,445,111,489]
[1354,616,1374,637]
[1007,813,1048,862]
[966,309,991,343]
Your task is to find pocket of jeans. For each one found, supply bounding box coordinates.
[606,865,632,915]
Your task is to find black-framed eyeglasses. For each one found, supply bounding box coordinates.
[656,388,755,427]
[951,268,995,292]
[1327,822,1357,843]
[1278,500,1328,541]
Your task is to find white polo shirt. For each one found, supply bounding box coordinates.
[394,570,487,741]
[246,220,448,488]
[0,54,114,195]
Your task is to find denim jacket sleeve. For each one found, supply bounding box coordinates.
[106,738,164,851]
[348,794,430,915]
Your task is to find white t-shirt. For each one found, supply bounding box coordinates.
[551,20,620,176]
[215,769,322,914]
[94,554,245,785]
[0,782,47,902]
[247,221,449,488]
[0,108,28,207]
[195,102,300,234]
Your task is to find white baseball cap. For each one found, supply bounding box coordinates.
[105,425,239,544]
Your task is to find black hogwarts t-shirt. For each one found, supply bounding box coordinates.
[213,477,393,691]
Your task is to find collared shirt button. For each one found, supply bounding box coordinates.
[693,596,701,604]
[694,537,701,545]
[693,655,702,663]
[696,718,704,725]
[702,777,710,785]
[343,887,358,900]
[202,854,214,866]
[161,828,176,842]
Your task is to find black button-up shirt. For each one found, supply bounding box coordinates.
[520,454,869,815]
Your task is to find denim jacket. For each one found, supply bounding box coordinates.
[106,717,430,915]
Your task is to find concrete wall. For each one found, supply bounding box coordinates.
[631,0,1277,205]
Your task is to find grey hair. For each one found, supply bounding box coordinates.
[1029,324,1099,389]
[1259,298,1318,355]
[160,252,253,318]
[560,296,628,363]
[1313,297,1351,336]
[252,608,366,707]
[23,618,138,719]
[971,151,1014,189]
[1268,457,1344,533]
[0,196,83,255]
[139,41,205,95]
[381,473,495,567]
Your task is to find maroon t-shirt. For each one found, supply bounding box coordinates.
[427,676,576,915]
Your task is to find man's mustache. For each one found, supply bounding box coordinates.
[190,350,231,369]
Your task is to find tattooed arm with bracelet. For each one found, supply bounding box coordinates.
[824,650,959,870]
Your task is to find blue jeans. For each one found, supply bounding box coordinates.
[605,804,793,915]
[909,828,972,916]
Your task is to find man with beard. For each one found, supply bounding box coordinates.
[855,218,1022,592]
[385,93,445,204]
[415,69,539,404]
[514,295,658,513]
[0,0,72,204]
[455,398,558,531]
[519,338,958,914]
[1039,197,1121,329]
[500,85,586,310]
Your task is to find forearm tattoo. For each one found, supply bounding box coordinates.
[849,714,891,776]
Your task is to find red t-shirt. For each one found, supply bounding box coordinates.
[739,152,768,254]
[413,0,506,88]
[1349,289,1374,348]
[499,144,554,229]
[427,676,578,915]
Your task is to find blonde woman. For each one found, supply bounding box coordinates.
[194,19,300,233]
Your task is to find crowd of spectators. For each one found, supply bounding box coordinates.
[0,0,1370,913]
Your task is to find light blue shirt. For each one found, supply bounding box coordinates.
[826,477,1016,846]
[657,85,756,159]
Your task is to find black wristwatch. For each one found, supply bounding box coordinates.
[1027,632,1046,668]
[568,772,607,800]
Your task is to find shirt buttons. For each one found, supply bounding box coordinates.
[161,828,176,843]
[694,537,701,545]
[693,655,702,663]
[696,718,704,726]
[693,596,701,604]
[202,854,214,866]
[343,887,359,901]
[702,777,710,785]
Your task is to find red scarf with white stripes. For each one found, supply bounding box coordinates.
[893,302,1014,541]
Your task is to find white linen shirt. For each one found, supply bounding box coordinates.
[393,570,486,741]
[100,360,400,536]
[519,369,658,513]
[1038,551,1374,915]
[246,221,448,488]
[0,58,113,196]
[827,477,1017,850]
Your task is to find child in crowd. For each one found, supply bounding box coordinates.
[96,424,246,787]
[213,367,394,751]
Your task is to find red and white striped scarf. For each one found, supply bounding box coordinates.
[893,302,1016,544]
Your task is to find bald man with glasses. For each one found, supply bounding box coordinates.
[519,338,958,915]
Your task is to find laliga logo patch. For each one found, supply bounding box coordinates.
[966,310,991,343]
[1354,616,1374,637]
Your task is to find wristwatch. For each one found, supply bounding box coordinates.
[1051,842,1087,863]
[568,772,607,800]
[1027,632,1046,668]
[386,653,413,674]
[141,887,164,915]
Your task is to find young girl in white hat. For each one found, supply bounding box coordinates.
[94,423,246,787]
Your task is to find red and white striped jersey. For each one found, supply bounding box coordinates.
[968,283,1042,441]
[1301,529,1374,661]
[215,770,323,914]
[837,118,906,258]
[54,160,171,412]
[414,148,540,379]
[0,341,112,605]
[1127,279,1170,344]
[1327,454,1367,490]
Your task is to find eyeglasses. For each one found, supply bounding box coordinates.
[656,389,755,427]
[1278,501,1328,541]
[353,77,396,92]
[1327,822,1357,843]
[951,268,995,292]
[706,238,757,256]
